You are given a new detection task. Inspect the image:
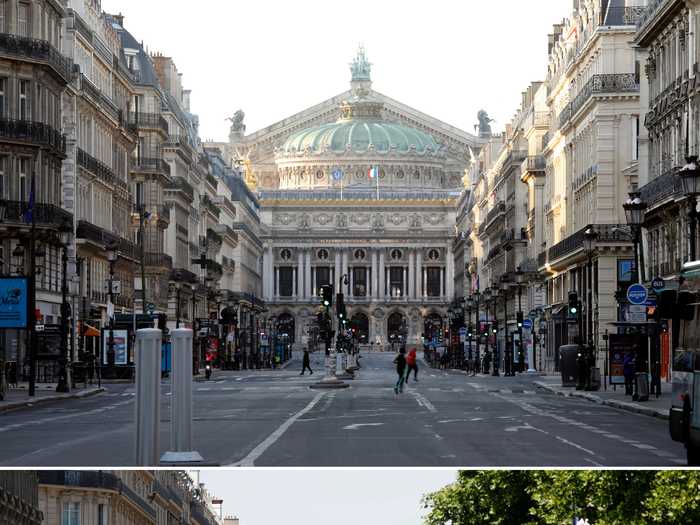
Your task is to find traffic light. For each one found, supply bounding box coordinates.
[568,291,579,316]
[336,293,346,320]
[516,311,523,328]
[467,325,473,337]
[491,321,498,334]
[321,285,334,307]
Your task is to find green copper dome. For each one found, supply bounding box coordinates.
[281,120,440,155]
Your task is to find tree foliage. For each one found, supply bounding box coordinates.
[423,470,700,525]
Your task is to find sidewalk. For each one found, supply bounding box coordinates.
[0,384,105,413]
[533,375,672,420]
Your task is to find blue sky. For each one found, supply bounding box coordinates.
[200,469,458,525]
[101,0,572,141]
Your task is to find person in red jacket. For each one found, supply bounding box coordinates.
[405,348,418,382]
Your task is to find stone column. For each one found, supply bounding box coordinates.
[263,245,273,300]
[378,250,385,299]
[446,245,454,300]
[416,250,423,299]
[349,266,354,298]
[439,268,444,299]
[274,267,279,298]
[371,249,378,299]
[403,266,408,298]
[292,267,297,298]
[341,249,349,295]
[335,250,342,291]
[297,249,304,299]
[305,250,312,299]
[408,250,415,299]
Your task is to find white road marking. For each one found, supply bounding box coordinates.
[411,391,437,413]
[555,435,596,456]
[229,392,327,467]
[343,423,384,431]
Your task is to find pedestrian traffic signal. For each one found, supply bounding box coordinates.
[492,321,498,334]
[336,292,346,319]
[568,291,579,315]
[320,284,334,307]
[516,311,523,328]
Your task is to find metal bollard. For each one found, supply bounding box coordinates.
[134,328,161,466]
[170,328,193,451]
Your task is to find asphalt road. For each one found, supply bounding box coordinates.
[0,352,686,467]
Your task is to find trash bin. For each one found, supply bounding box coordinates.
[559,345,579,387]
[589,366,601,391]
[635,372,649,402]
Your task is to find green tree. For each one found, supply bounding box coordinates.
[422,470,538,525]
[642,470,700,525]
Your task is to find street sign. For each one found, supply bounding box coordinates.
[628,311,647,323]
[629,304,646,313]
[459,327,467,336]
[35,324,45,332]
[651,277,665,292]
[146,302,155,314]
[522,319,533,331]
[627,284,648,305]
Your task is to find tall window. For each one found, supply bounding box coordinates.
[0,156,5,198]
[352,267,367,297]
[426,267,441,297]
[0,2,5,33]
[19,157,28,201]
[389,267,403,297]
[18,80,29,120]
[0,77,6,117]
[315,267,330,291]
[278,267,293,297]
[62,502,80,525]
[97,503,107,525]
[17,2,29,37]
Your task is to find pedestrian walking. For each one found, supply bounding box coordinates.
[405,348,419,382]
[300,348,313,375]
[623,350,635,396]
[393,348,407,394]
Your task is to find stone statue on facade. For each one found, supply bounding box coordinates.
[298,213,311,231]
[409,213,422,229]
[477,110,493,137]
[336,213,348,229]
[371,213,384,231]
[227,110,246,140]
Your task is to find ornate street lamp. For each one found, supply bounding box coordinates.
[499,279,511,375]
[623,193,647,283]
[56,218,73,393]
[680,155,700,261]
[583,227,598,390]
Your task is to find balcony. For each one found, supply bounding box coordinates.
[0,118,66,157]
[501,228,528,250]
[0,200,72,230]
[206,227,223,247]
[77,148,127,190]
[0,33,73,83]
[165,176,195,202]
[163,134,195,158]
[638,167,683,209]
[76,220,118,247]
[548,224,631,263]
[522,155,545,176]
[117,237,140,262]
[484,201,506,230]
[38,471,155,520]
[201,195,221,220]
[222,255,236,272]
[131,156,171,177]
[603,6,647,26]
[128,112,169,135]
[170,268,198,283]
[144,252,173,270]
[559,74,639,128]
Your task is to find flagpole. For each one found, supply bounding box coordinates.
[28,167,37,397]
[376,169,379,201]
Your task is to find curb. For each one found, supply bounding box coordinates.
[0,387,106,413]
[534,381,668,420]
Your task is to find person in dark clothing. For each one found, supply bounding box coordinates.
[623,351,636,396]
[393,348,407,394]
[300,349,313,375]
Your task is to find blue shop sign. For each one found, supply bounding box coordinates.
[0,277,29,329]
[522,319,533,331]
[626,284,648,305]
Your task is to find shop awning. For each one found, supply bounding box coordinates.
[79,322,100,337]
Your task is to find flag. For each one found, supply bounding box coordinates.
[22,189,34,224]
[332,168,344,181]
[368,166,379,179]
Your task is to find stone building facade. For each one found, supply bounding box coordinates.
[229,48,481,348]
[38,470,223,525]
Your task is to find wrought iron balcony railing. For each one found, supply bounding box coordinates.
[0,117,66,156]
[165,176,195,201]
[548,224,631,263]
[131,156,171,177]
[144,252,173,269]
[485,201,506,226]
[560,74,639,128]
[76,220,118,246]
[128,112,169,135]
[77,148,127,190]
[523,155,546,173]
[163,134,195,156]
[0,33,73,82]
[638,166,684,207]
[1,200,72,228]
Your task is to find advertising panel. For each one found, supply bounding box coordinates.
[0,277,29,329]
[102,329,129,365]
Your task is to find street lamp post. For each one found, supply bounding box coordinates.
[499,280,511,376]
[482,287,492,374]
[106,242,119,375]
[680,155,700,260]
[473,289,481,370]
[56,219,73,393]
[515,268,525,373]
[623,193,648,284]
[583,227,598,390]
